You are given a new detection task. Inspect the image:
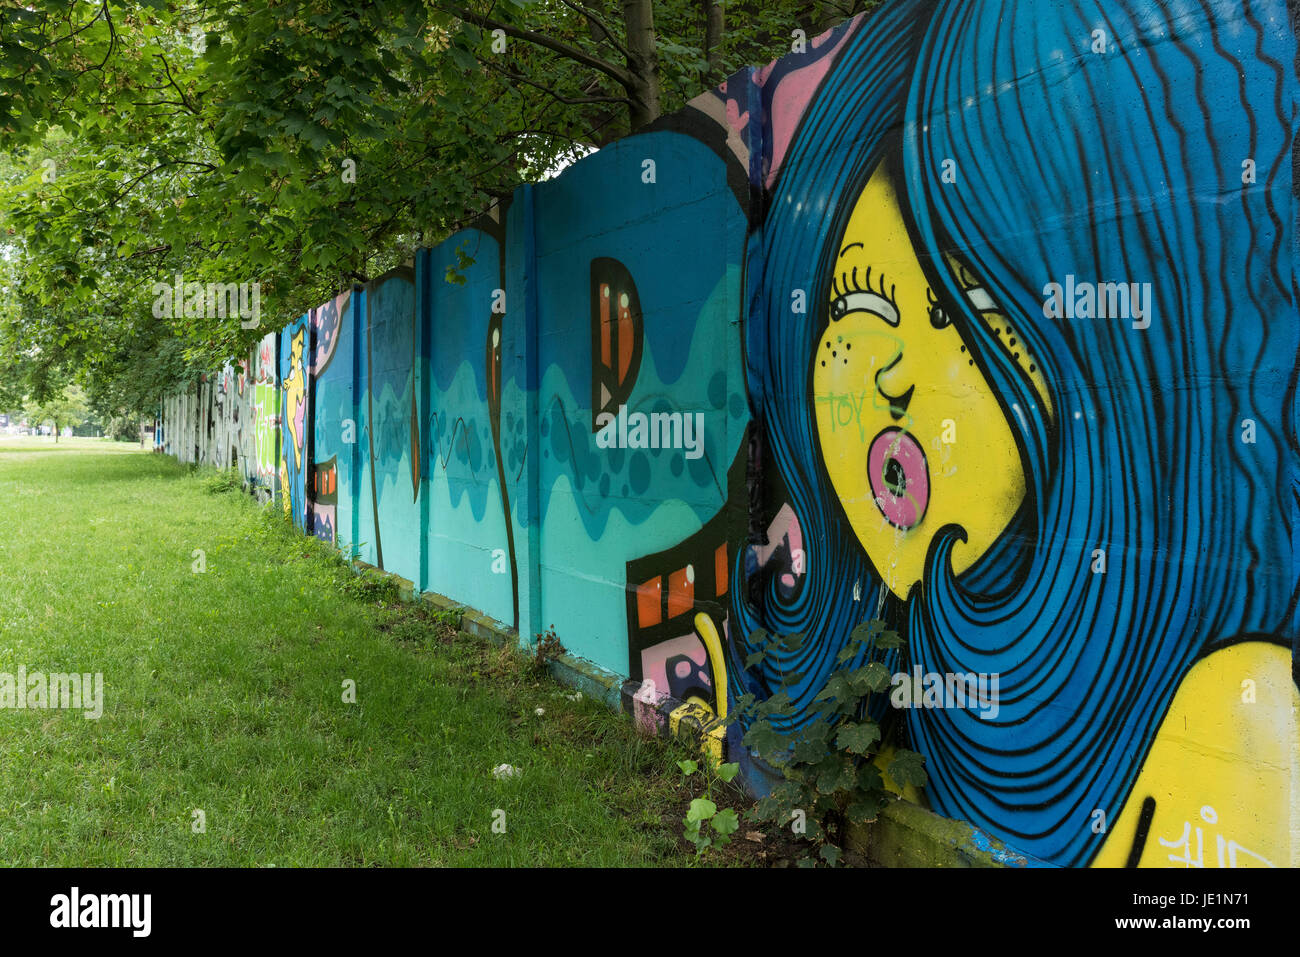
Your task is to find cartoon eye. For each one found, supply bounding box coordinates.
[929,304,951,329]
[829,292,899,326]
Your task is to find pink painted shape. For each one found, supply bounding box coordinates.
[751,503,804,574]
[641,633,710,704]
[764,17,860,188]
[725,97,750,135]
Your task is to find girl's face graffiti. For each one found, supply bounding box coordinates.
[812,160,1049,598]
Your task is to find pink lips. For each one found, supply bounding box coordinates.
[867,428,930,529]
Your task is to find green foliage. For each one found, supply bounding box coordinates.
[729,618,925,865]
[532,624,566,675]
[677,758,741,856]
[107,415,145,442]
[0,1,882,414]
[202,467,244,494]
[429,606,463,629]
[22,383,89,438]
[342,569,402,604]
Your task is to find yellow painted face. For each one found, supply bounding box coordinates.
[812,159,1050,599]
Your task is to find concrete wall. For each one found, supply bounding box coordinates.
[159,0,1299,868]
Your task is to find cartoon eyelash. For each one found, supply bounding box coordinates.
[832,262,897,310]
[934,257,996,319]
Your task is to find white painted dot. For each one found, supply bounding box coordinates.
[619,293,630,309]
[685,564,695,584]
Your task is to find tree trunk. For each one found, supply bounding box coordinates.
[622,0,661,129]
[703,0,724,74]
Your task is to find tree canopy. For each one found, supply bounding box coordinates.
[22,381,89,440]
[0,1,875,418]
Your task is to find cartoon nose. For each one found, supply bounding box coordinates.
[875,353,914,420]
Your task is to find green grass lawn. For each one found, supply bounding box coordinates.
[0,437,749,866]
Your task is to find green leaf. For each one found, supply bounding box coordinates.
[850,661,892,694]
[752,795,783,823]
[744,650,766,668]
[741,720,784,761]
[846,793,886,824]
[875,629,904,649]
[791,736,828,764]
[755,689,793,715]
[835,720,882,754]
[447,44,478,72]
[676,759,698,776]
[890,749,929,787]
[819,844,842,866]
[848,619,883,647]
[710,807,740,837]
[716,762,740,783]
[815,757,857,795]
[856,763,884,792]
[814,674,852,703]
[686,798,717,824]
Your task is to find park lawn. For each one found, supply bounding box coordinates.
[0,437,744,866]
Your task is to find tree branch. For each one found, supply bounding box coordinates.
[439,3,634,88]
[481,57,632,107]
[154,51,201,115]
[558,0,632,62]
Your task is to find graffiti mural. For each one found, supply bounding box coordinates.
[158,0,1298,868]
[729,0,1298,868]
[251,333,280,499]
[159,342,269,495]
[279,314,311,528]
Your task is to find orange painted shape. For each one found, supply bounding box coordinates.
[714,544,728,596]
[600,284,611,368]
[636,578,662,628]
[617,305,633,382]
[667,567,695,620]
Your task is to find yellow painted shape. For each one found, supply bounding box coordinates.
[702,725,725,765]
[693,611,728,720]
[278,458,290,515]
[812,158,1047,600]
[1092,642,1298,868]
[668,701,724,765]
[667,701,704,738]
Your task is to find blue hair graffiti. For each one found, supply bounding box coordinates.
[731,0,1298,865]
